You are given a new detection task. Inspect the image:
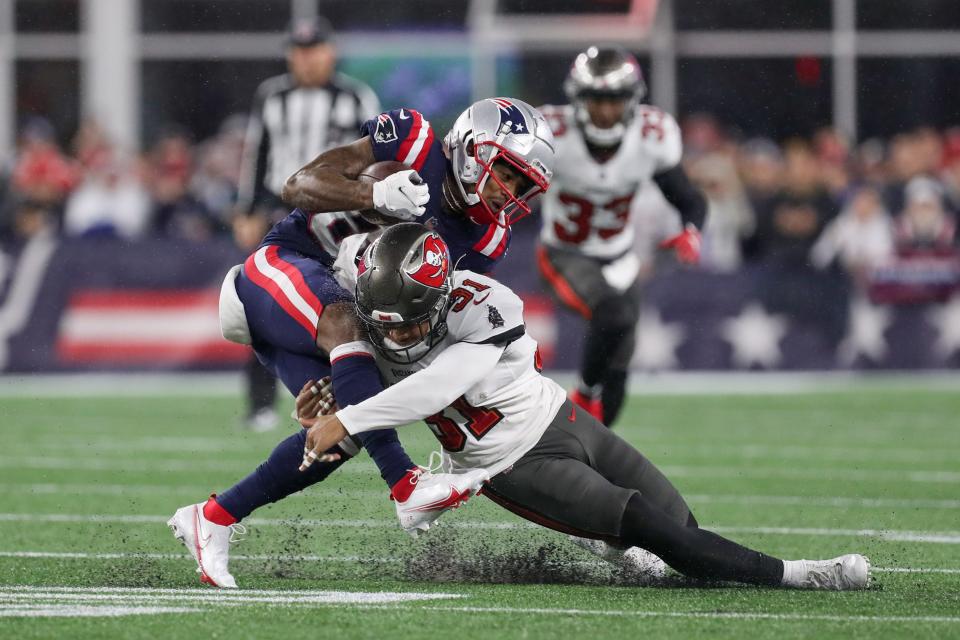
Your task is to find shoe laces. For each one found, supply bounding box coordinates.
[228,523,247,545]
[409,450,446,485]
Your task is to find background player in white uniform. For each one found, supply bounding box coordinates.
[538,46,707,426]
[298,222,870,591]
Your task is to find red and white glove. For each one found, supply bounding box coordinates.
[659,223,701,265]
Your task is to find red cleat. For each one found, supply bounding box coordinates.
[569,389,603,422]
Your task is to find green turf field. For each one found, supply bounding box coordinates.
[1,384,958,638]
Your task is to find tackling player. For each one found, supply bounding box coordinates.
[168,98,555,588]
[299,223,870,591]
[538,46,707,425]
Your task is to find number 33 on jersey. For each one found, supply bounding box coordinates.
[538,104,683,259]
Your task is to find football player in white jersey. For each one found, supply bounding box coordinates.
[297,222,870,591]
[538,46,707,426]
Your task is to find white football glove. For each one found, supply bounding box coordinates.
[371,169,429,221]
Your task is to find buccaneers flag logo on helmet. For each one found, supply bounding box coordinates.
[406,233,450,289]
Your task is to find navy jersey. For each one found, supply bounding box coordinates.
[259,107,511,272]
[360,108,511,273]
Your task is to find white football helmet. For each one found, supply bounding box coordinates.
[564,45,646,148]
[443,97,554,227]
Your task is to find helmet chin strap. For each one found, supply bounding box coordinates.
[444,156,493,225]
[441,174,469,216]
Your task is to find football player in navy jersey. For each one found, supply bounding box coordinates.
[283,98,554,272]
[167,98,555,588]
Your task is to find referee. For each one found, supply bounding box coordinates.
[237,15,381,215]
[234,15,381,431]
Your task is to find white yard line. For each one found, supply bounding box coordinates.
[642,443,960,465]
[381,605,960,624]
[0,455,377,474]
[0,551,402,563]
[0,551,957,576]
[2,512,960,543]
[0,585,958,623]
[5,441,957,465]
[4,483,958,510]
[0,605,200,617]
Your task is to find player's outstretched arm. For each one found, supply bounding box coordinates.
[336,341,502,435]
[282,137,377,213]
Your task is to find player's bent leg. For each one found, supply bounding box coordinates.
[482,411,669,582]
[564,399,694,527]
[581,293,639,427]
[484,456,666,582]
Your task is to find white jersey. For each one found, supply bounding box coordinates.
[307,211,376,257]
[538,103,683,259]
[335,270,567,477]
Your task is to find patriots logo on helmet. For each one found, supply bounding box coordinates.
[374,113,398,143]
[406,233,449,289]
[490,98,529,135]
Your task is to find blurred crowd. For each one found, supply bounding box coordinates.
[683,118,960,278]
[0,115,248,245]
[2,113,959,296]
[676,118,960,346]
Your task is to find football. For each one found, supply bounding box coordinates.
[357,160,409,225]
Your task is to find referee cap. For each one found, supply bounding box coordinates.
[287,15,333,48]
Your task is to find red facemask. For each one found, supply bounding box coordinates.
[464,141,549,227]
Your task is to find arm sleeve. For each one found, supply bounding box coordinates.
[652,164,708,230]
[336,341,504,435]
[236,82,272,213]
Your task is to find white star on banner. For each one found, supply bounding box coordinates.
[839,297,891,365]
[633,307,685,370]
[721,302,788,369]
[928,295,960,360]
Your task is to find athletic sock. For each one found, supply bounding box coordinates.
[215,428,347,521]
[390,469,419,502]
[203,495,236,526]
[330,341,414,488]
[780,560,803,586]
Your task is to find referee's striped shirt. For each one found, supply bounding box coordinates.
[237,72,380,213]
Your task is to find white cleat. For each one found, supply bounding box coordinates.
[394,467,489,538]
[782,554,871,590]
[167,502,245,589]
[569,536,667,581]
